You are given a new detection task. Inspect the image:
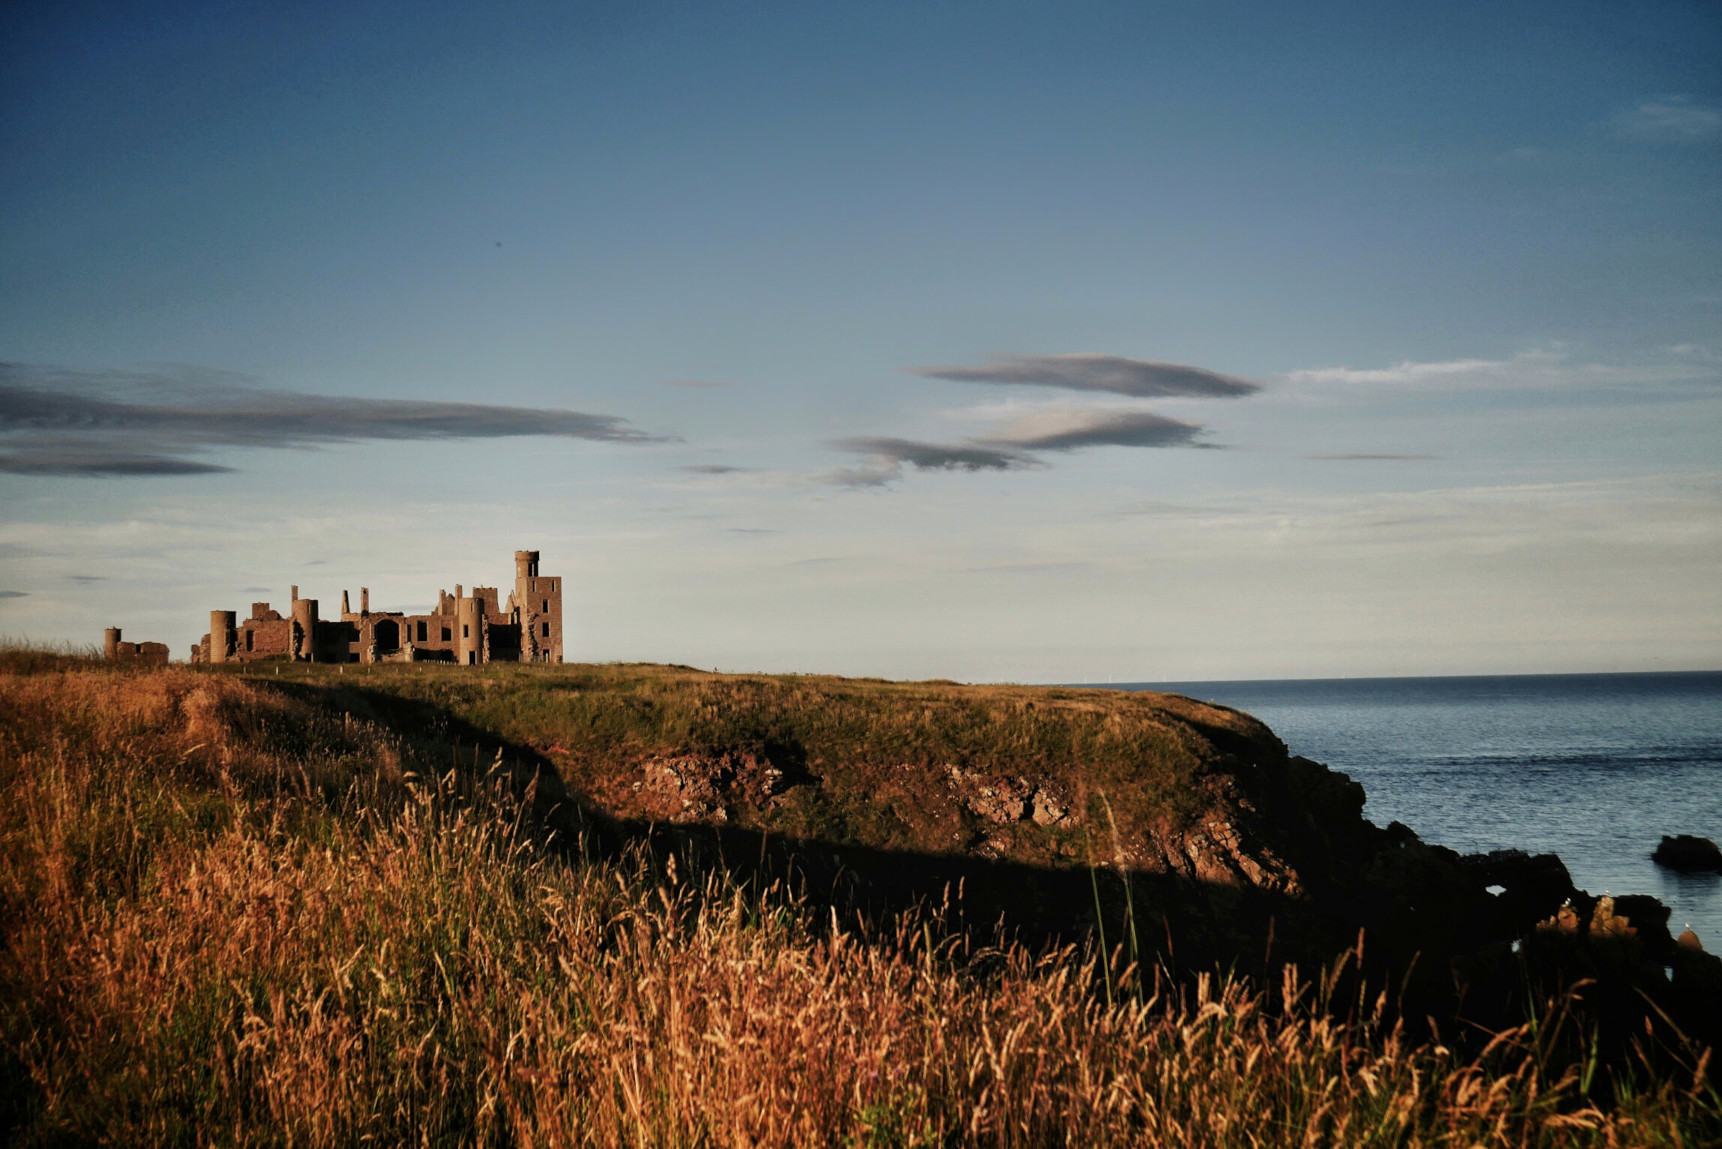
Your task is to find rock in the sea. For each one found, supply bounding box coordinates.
[1651,834,1722,873]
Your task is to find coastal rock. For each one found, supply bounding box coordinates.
[1651,834,1722,873]
[1029,787,1070,826]
[1672,943,1722,1046]
[640,752,797,824]
[1609,893,1675,963]
[945,766,1072,828]
[642,754,732,823]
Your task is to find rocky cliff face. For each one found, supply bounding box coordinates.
[520,682,1583,971]
[532,678,1719,1058]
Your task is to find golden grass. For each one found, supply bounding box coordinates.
[1,657,1716,1146]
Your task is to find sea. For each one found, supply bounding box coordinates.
[1105,671,1722,949]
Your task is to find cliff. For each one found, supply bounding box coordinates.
[4,654,1710,1052]
[9,652,1716,1141]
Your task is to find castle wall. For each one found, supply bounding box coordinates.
[103,626,170,665]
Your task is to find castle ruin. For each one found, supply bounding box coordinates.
[191,550,563,666]
[104,628,170,665]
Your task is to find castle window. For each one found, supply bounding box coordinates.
[541,600,548,612]
[542,622,550,638]
[441,627,451,642]
[417,621,427,643]
[462,624,469,638]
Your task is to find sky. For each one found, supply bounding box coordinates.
[0,0,1718,681]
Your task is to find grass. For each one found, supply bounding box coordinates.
[1,653,1716,1145]
[196,658,1286,867]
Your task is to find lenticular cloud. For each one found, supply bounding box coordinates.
[0,362,663,477]
[906,353,1259,399]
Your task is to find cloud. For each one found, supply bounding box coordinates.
[0,362,664,477]
[907,353,1259,398]
[827,411,1211,487]
[838,437,1034,471]
[828,352,1254,488]
[824,463,903,489]
[1607,97,1722,144]
[986,409,1206,451]
[1278,348,1712,393]
[0,590,27,599]
[831,437,1031,473]
[681,464,752,474]
[1285,356,1528,388]
[0,446,235,476]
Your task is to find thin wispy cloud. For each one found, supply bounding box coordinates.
[0,363,664,477]
[832,437,1035,474]
[0,442,234,476]
[1287,357,1517,387]
[907,353,1259,398]
[0,590,27,600]
[827,410,1212,487]
[1607,97,1722,144]
[988,409,1206,451]
[822,444,1030,489]
[1280,348,1714,393]
[680,464,752,474]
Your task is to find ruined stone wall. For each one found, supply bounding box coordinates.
[103,627,170,665]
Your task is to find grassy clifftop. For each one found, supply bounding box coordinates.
[283,659,1285,865]
[1,653,1714,1145]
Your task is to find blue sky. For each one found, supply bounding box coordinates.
[1,0,1717,679]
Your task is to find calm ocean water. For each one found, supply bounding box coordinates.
[1110,672,1722,949]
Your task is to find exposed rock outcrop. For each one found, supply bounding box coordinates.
[638,752,799,824]
[1652,833,1722,873]
[945,766,1070,828]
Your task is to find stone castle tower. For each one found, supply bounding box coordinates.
[515,550,564,663]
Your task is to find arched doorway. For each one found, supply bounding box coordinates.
[374,618,400,655]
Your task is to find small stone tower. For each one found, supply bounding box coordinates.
[513,550,564,663]
[209,610,237,663]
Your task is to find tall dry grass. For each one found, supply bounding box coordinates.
[1,657,1716,1146]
